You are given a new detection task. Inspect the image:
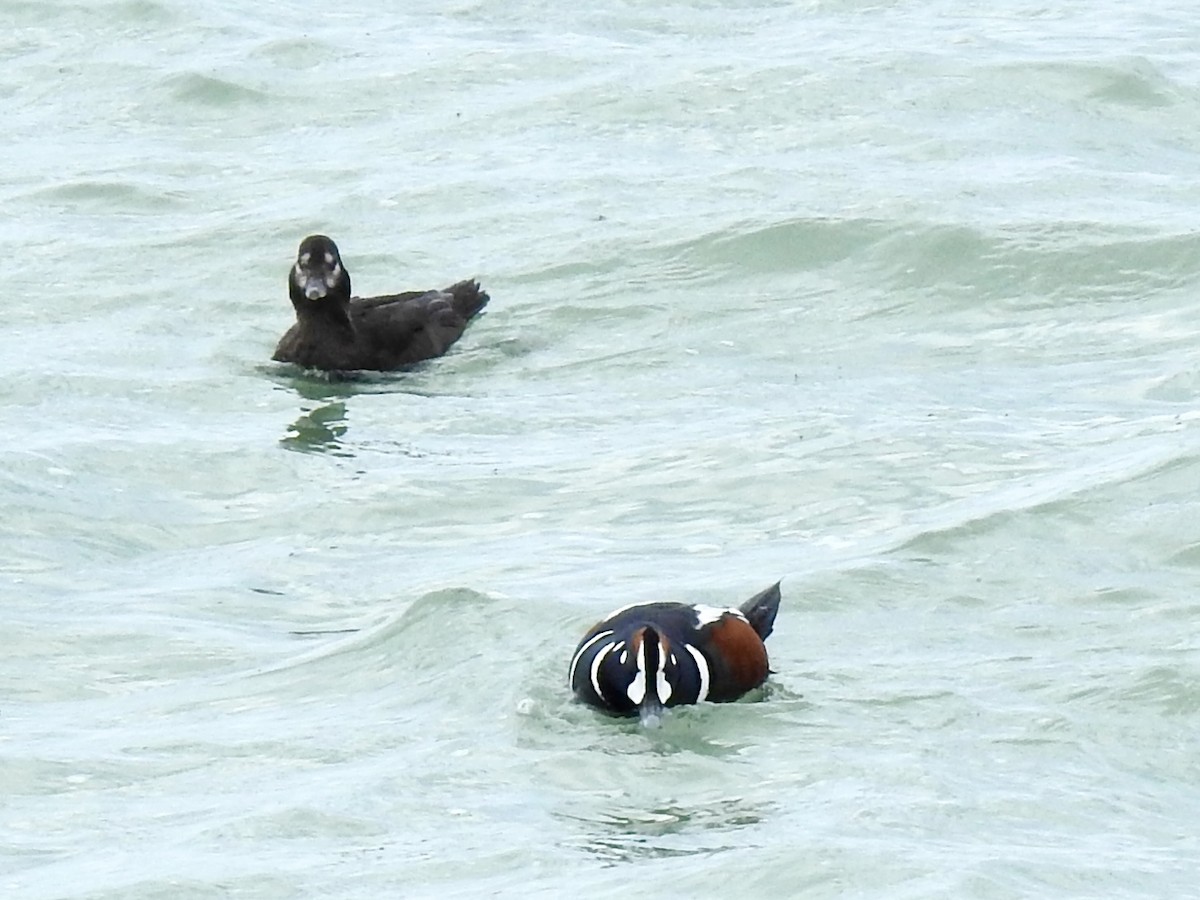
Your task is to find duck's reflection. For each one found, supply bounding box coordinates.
[273,366,443,456]
[557,796,773,863]
[275,374,356,456]
[280,399,350,455]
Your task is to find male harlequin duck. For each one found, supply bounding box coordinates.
[569,582,782,726]
[273,235,489,372]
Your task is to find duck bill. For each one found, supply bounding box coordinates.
[303,274,329,301]
[638,697,665,729]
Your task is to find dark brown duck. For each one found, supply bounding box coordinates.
[273,235,489,372]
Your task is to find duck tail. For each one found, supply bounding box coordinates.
[446,279,490,321]
[739,581,782,641]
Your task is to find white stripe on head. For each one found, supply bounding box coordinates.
[655,637,672,703]
[569,629,613,687]
[626,640,648,705]
[684,643,710,702]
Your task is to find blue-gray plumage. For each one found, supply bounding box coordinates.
[569,582,782,725]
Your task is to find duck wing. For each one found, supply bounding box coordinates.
[349,279,489,368]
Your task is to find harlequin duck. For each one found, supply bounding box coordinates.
[569,582,782,726]
[272,235,489,372]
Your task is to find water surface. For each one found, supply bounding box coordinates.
[3,1,1200,896]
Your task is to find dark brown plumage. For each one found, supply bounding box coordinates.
[272,234,489,372]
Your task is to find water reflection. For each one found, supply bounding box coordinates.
[271,366,445,457]
[280,400,350,455]
[276,373,355,456]
[557,796,773,863]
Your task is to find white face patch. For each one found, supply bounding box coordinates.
[684,643,710,702]
[294,255,341,293]
[569,629,613,688]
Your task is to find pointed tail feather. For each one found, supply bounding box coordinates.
[446,279,489,321]
[740,581,782,641]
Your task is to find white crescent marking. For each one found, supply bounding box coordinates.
[589,640,617,702]
[569,629,613,688]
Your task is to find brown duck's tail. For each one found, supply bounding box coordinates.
[446,279,490,321]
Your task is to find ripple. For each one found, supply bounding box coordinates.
[22,179,187,212]
[163,72,273,108]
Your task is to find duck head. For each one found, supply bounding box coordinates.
[627,625,670,727]
[593,624,674,727]
[290,234,351,306]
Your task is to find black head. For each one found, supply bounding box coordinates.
[630,625,668,727]
[290,234,351,306]
[569,611,706,727]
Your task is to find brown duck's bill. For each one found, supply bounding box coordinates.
[303,275,329,300]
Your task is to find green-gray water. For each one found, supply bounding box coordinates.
[4,1,1200,896]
